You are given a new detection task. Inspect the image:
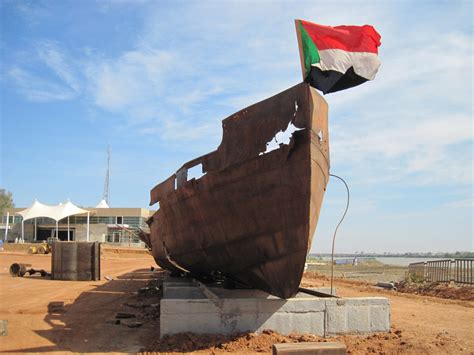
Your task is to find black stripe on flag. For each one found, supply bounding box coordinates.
[305,66,368,94]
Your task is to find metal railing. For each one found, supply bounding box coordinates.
[408,259,473,285]
[454,259,473,285]
[408,261,426,281]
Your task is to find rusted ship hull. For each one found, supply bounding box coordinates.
[148,83,329,299]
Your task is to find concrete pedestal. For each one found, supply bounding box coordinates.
[160,277,390,338]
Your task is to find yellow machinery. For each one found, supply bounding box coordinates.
[28,237,58,255]
[28,243,49,254]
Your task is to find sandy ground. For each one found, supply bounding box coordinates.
[301,273,474,354]
[0,251,159,353]
[1,252,473,354]
[306,261,408,283]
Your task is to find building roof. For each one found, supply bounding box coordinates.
[17,200,89,222]
[5,206,153,218]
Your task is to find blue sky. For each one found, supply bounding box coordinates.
[0,0,472,253]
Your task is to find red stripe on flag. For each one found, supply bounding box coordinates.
[300,20,381,54]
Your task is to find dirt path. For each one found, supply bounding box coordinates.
[302,274,474,354]
[143,275,474,354]
[0,252,159,354]
[1,253,472,354]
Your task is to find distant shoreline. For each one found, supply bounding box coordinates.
[309,253,473,259]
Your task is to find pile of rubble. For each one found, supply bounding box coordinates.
[107,274,163,328]
[396,281,474,301]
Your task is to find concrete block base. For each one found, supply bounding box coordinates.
[160,277,390,338]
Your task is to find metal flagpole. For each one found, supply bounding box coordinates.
[86,212,90,242]
[4,212,9,241]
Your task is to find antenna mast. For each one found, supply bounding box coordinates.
[102,145,111,205]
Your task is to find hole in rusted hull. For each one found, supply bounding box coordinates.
[187,163,205,181]
[260,122,305,155]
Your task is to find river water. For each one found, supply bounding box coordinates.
[375,257,452,266]
[313,256,453,266]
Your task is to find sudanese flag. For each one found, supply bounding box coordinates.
[295,19,381,94]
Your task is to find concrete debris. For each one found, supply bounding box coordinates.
[115,312,136,319]
[138,287,150,294]
[138,286,160,295]
[0,320,8,336]
[122,320,143,328]
[104,276,113,281]
[272,341,347,355]
[106,319,121,325]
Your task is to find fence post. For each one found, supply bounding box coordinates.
[449,259,456,282]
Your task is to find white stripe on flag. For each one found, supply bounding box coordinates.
[313,49,381,80]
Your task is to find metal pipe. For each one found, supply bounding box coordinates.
[329,174,350,296]
[4,211,9,241]
[9,263,30,277]
[86,212,90,242]
[298,287,338,298]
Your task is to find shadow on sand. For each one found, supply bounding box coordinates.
[4,268,163,353]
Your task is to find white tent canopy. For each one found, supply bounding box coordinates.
[95,199,109,208]
[17,200,58,221]
[17,200,89,221]
[57,201,89,221]
[14,200,90,242]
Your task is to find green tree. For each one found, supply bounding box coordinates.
[0,189,14,215]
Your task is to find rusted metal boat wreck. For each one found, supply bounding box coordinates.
[147,82,329,299]
[144,19,382,299]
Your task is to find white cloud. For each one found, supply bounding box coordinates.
[5,1,473,185]
[8,66,76,101]
[331,112,473,185]
[10,1,50,26]
[6,40,81,102]
[86,49,174,111]
[36,40,81,93]
[139,120,220,142]
[444,197,473,209]
[325,27,473,187]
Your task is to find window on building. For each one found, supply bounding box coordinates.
[107,232,117,243]
[123,217,140,227]
[116,216,123,225]
[75,217,87,224]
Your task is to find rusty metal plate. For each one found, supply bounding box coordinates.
[147,83,329,298]
[51,241,101,281]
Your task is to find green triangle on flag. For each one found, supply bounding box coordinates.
[298,21,320,77]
